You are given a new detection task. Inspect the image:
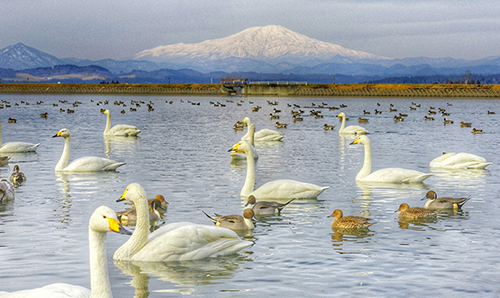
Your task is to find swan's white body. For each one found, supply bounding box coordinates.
[337,112,368,135]
[429,152,490,169]
[0,121,39,153]
[53,129,125,172]
[242,117,284,142]
[231,140,329,200]
[113,183,252,262]
[0,179,15,202]
[102,109,141,137]
[351,135,432,183]
[0,206,129,298]
[232,123,258,160]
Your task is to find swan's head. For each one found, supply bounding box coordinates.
[229,140,251,153]
[53,128,70,139]
[117,183,147,206]
[242,117,251,126]
[90,206,131,235]
[350,135,370,146]
[336,112,346,119]
[102,109,111,115]
[327,209,343,219]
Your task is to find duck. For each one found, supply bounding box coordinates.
[203,209,255,230]
[421,190,470,210]
[429,152,490,169]
[472,128,483,134]
[324,124,335,130]
[113,183,252,262]
[241,117,284,142]
[9,164,26,186]
[0,120,40,153]
[245,195,295,215]
[52,128,125,172]
[232,123,258,160]
[102,109,141,136]
[397,203,436,219]
[0,179,15,202]
[460,121,472,127]
[275,121,288,129]
[443,118,454,124]
[0,206,130,297]
[229,140,328,200]
[0,155,10,166]
[117,197,167,225]
[337,112,368,135]
[328,209,376,229]
[358,117,369,123]
[350,135,432,183]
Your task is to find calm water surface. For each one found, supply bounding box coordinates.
[0,94,499,297]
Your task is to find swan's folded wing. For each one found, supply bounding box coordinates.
[365,168,432,183]
[134,223,252,261]
[252,179,328,200]
[108,124,141,136]
[0,283,91,298]
[65,156,125,172]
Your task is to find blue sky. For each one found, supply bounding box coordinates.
[1,0,498,61]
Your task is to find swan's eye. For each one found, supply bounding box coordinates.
[103,215,107,219]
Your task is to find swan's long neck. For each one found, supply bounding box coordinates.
[241,146,256,197]
[55,136,71,171]
[89,227,113,298]
[339,116,346,133]
[356,140,372,180]
[114,194,149,260]
[104,112,112,134]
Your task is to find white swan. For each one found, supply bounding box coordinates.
[113,183,252,262]
[429,152,491,169]
[0,121,40,153]
[53,128,125,172]
[241,117,284,142]
[102,109,141,136]
[337,112,368,135]
[0,206,130,298]
[350,135,432,183]
[230,140,329,200]
[232,123,258,160]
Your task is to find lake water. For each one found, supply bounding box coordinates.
[0,93,499,297]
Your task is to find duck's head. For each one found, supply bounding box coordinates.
[328,209,343,219]
[52,128,70,138]
[245,195,257,206]
[423,190,437,201]
[396,203,410,212]
[243,208,255,220]
[90,206,131,235]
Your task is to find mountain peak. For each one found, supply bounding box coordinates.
[135,25,388,63]
[0,43,62,69]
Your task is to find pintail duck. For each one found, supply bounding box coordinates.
[0,179,15,202]
[323,124,335,130]
[275,122,288,129]
[245,195,295,215]
[329,209,375,229]
[203,209,255,230]
[472,128,483,134]
[443,118,454,124]
[396,203,436,219]
[421,190,470,210]
[10,164,26,186]
[117,197,167,225]
[358,117,369,123]
[460,121,472,127]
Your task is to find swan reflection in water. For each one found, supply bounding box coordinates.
[103,134,140,157]
[114,254,251,291]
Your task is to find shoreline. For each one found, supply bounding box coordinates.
[0,83,499,98]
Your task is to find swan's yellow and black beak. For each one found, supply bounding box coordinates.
[350,138,360,145]
[52,131,62,138]
[107,216,132,235]
[228,142,240,152]
[116,188,128,202]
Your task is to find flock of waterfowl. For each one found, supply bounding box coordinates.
[0,95,493,297]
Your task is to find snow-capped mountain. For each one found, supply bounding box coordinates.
[0,43,64,69]
[135,25,389,64]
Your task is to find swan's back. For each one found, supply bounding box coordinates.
[107,124,141,137]
[251,179,329,200]
[131,222,252,262]
[429,152,490,169]
[359,168,432,183]
[0,142,40,153]
[340,125,367,135]
[62,156,125,172]
[253,129,284,142]
[0,283,90,298]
